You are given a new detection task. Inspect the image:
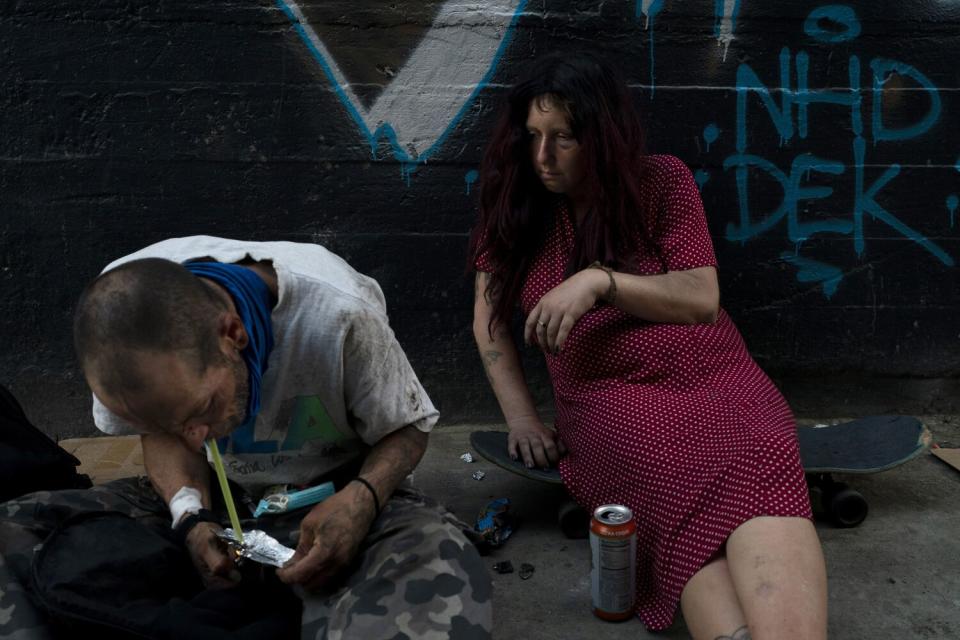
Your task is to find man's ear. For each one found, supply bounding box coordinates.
[219,313,249,352]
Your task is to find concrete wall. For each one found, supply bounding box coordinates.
[2,1,959,436]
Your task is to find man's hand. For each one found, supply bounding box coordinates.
[276,483,375,590]
[184,521,241,589]
[508,414,567,469]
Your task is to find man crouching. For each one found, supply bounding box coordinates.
[71,235,491,639]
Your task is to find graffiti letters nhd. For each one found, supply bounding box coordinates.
[706,5,953,297]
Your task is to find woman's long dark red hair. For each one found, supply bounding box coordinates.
[467,52,651,333]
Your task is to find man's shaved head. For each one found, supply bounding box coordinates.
[73,258,228,395]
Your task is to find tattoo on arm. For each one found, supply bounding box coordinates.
[714,626,751,640]
[480,349,503,386]
[481,349,502,368]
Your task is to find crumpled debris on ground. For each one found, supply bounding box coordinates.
[474,497,515,549]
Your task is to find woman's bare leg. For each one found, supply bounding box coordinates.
[726,516,827,640]
[680,556,750,640]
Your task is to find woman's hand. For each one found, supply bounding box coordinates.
[507,414,567,469]
[276,485,373,591]
[524,268,607,353]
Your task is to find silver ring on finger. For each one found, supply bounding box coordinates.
[538,320,547,328]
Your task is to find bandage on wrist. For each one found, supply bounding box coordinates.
[169,486,204,528]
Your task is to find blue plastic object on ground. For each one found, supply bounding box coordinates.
[474,497,515,547]
[254,481,335,517]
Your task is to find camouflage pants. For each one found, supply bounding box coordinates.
[0,477,492,640]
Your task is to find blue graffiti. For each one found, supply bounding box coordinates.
[723,153,849,242]
[276,0,528,182]
[703,123,721,153]
[781,254,843,299]
[948,194,958,228]
[465,169,479,195]
[803,5,861,43]
[871,60,942,143]
[719,5,953,298]
[694,169,711,191]
[638,1,743,93]
[636,1,665,96]
[714,0,743,41]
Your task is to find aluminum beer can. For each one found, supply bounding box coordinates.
[590,504,637,621]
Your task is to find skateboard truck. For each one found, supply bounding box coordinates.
[805,473,869,528]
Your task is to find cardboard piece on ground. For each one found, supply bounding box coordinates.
[59,436,144,484]
[931,447,960,473]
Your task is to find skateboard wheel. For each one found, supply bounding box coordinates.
[558,500,589,539]
[827,484,868,528]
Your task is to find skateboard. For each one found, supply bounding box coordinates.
[470,415,931,534]
[799,415,931,527]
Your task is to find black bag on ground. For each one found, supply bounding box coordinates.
[0,385,91,502]
[0,383,92,503]
[30,511,302,639]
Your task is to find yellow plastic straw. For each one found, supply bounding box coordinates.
[206,439,244,546]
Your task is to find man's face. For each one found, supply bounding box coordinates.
[91,348,249,452]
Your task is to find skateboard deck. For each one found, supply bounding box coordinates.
[797,415,931,473]
[469,431,562,484]
[471,415,931,528]
[798,415,930,527]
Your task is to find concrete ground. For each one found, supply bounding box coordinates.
[414,417,960,640]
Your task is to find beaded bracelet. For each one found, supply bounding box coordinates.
[588,261,617,305]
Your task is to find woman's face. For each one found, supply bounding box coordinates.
[526,96,586,200]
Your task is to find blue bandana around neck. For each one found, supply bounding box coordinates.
[183,261,274,453]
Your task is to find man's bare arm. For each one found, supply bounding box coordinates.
[141,432,212,509]
[354,424,428,510]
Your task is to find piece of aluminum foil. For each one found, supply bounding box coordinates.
[460,452,474,463]
[215,528,296,568]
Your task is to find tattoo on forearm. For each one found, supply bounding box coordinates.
[714,626,751,640]
[482,349,502,368]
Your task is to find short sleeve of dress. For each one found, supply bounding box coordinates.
[649,155,717,272]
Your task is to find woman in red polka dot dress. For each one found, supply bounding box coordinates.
[468,53,827,639]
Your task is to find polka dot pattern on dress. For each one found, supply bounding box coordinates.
[476,155,812,631]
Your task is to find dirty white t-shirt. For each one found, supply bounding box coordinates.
[91,236,439,494]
